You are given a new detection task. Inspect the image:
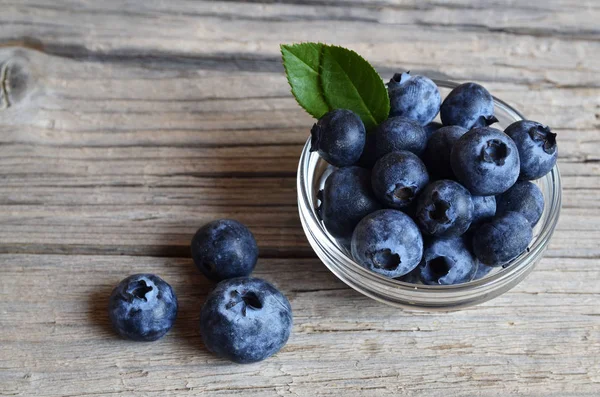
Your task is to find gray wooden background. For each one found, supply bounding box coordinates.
[1,1,599,396]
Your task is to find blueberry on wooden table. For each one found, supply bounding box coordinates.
[191,219,258,282]
[200,277,292,364]
[108,274,178,342]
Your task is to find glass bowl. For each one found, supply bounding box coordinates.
[297,79,562,311]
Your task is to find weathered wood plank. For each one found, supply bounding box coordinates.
[1,254,599,396]
[0,0,599,396]
[2,0,600,90]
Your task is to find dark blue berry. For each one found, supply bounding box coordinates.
[472,262,493,280]
[351,209,423,278]
[108,274,178,341]
[416,180,474,237]
[371,151,429,209]
[496,180,544,226]
[504,120,558,180]
[191,219,258,281]
[450,127,520,196]
[472,212,533,266]
[375,116,428,159]
[200,277,292,364]
[471,195,496,226]
[318,166,382,241]
[424,121,443,139]
[396,266,421,283]
[440,82,498,129]
[418,236,478,285]
[310,109,366,167]
[388,72,441,125]
[422,125,468,179]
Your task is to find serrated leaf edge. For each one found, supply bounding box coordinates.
[280,43,329,119]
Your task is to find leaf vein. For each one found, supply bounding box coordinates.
[327,53,378,127]
[285,50,319,76]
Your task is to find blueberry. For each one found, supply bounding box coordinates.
[310,109,366,167]
[496,180,544,226]
[440,82,498,129]
[472,211,533,266]
[387,72,441,125]
[351,209,423,278]
[504,120,558,180]
[418,236,478,285]
[108,274,178,341]
[191,219,258,281]
[371,151,429,209]
[472,262,494,280]
[471,195,496,226]
[424,121,443,139]
[416,180,474,237]
[318,166,382,241]
[375,116,428,159]
[450,127,520,196]
[422,125,468,179]
[200,277,292,364]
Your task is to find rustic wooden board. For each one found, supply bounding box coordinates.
[1,254,599,396]
[1,0,599,395]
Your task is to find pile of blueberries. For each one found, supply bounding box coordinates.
[313,72,558,284]
[108,220,293,364]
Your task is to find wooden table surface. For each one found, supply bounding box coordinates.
[1,1,599,396]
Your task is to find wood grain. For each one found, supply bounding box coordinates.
[0,0,599,396]
[1,254,599,396]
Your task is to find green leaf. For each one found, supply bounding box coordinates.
[319,45,390,130]
[280,43,329,119]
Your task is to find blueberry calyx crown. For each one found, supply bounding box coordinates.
[127,279,153,302]
[388,71,411,88]
[481,139,509,166]
[528,125,557,154]
[480,115,499,127]
[368,248,401,271]
[426,256,452,283]
[391,184,416,205]
[428,192,451,225]
[309,123,322,152]
[226,289,263,317]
